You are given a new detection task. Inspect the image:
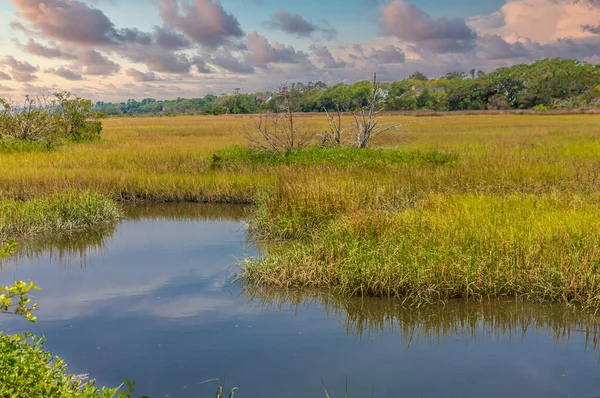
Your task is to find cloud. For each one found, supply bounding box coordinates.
[211,50,255,74]
[125,68,163,82]
[477,34,529,60]
[0,84,14,92]
[267,9,337,39]
[582,24,600,34]
[73,49,120,76]
[152,26,192,50]
[380,1,477,53]
[46,66,84,81]
[309,45,347,68]
[158,0,245,48]
[13,38,76,60]
[369,45,406,64]
[191,57,213,74]
[0,72,11,81]
[0,56,39,82]
[245,32,309,68]
[118,44,194,74]
[12,0,120,44]
[470,0,600,44]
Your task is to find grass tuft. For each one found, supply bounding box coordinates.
[0,191,121,241]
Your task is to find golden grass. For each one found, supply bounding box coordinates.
[1,114,599,202]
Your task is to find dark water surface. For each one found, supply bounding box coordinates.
[1,203,600,398]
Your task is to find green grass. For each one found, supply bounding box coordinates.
[0,191,121,241]
[243,190,600,308]
[0,138,56,154]
[211,146,458,168]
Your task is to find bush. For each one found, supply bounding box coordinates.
[0,136,56,153]
[532,104,550,111]
[0,92,102,149]
[0,333,133,398]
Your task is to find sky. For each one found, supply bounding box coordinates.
[0,0,599,101]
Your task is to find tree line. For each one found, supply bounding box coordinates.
[95,59,600,116]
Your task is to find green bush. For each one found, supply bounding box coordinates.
[0,137,56,153]
[0,332,133,398]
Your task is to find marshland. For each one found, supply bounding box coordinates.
[2,107,600,396]
[3,61,600,396]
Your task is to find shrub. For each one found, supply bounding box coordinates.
[0,333,133,398]
[0,92,102,149]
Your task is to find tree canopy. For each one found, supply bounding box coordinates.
[94,59,600,116]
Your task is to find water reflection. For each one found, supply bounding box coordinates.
[9,224,118,267]
[244,287,600,352]
[124,202,248,221]
[3,203,250,268]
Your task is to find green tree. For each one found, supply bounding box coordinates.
[409,72,428,81]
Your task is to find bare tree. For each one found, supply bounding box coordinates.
[320,105,345,146]
[351,73,404,148]
[245,83,314,153]
[0,96,56,142]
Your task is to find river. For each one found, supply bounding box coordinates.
[1,204,599,397]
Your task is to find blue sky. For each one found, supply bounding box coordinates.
[0,0,599,101]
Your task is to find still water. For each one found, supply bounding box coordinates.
[1,204,600,398]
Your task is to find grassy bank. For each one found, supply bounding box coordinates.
[243,191,600,306]
[0,191,121,241]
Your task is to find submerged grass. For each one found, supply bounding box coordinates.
[0,191,121,241]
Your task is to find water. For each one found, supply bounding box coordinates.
[1,203,600,398]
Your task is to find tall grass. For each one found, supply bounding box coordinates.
[0,191,121,241]
[243,191,600,307]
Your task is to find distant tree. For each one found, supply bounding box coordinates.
[409,72,428,81]
[314,81,328,91]
[488,94,510,110]
[445,71,467,80]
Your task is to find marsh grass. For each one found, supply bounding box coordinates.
[0,191,121,241]
[3,114,600,306]
[0,137,56,154]
[211,146,457,168]
[243,191,600,307]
